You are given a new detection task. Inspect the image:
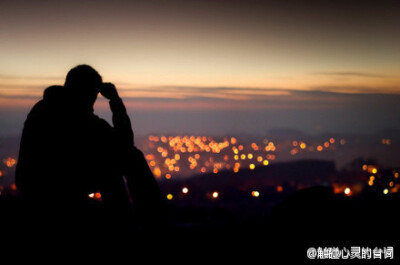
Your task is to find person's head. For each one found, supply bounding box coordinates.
[43,85,64,101]
[64,65,102,111]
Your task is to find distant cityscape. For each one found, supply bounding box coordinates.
[1,131,399,204]
[140,134,343,180]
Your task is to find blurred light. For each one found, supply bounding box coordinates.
[383,189,389,195]
[371,168,378,174]
[182,187,189,194]
[252,145,259,151]
[4,157,16,168]
[344,187,351,196]
[165,174,171,179]
[251,191,260,197]
[212,191,219,199]
[267,154,276,160]
[146,154,155,160]
[276,185,283,192]
[300,142,306,149]
[88,193,95,198]
[240,154,246,160]
[391,184,400,193]
[329,138,335,144]
[249,164,255,170]
[153,167,161,178]
[368,180,374,186]
[317,146,323,152]
[247,153,253,159]
[263,160,269,166]
[167,194,173,200]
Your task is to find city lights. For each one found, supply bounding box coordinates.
[4,157,16,168]
[88,192,101,201]
[145,135,281,180]
[144,134,358,181]
[1,134,398,213]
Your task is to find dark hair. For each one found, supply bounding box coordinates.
[64,64,102,90]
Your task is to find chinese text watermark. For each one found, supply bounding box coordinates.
[307,246,394,260]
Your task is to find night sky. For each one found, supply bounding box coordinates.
[0,0,399,136]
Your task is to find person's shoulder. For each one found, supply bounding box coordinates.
[26,100,46,121]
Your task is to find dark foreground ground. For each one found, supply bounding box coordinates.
[1,186,399,264]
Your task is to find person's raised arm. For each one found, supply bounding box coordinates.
[100,82,165,228]
[100,82,134,147]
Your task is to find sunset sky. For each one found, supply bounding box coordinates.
[0,0,399,135]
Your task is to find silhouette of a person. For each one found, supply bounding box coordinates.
[16,65,164,230]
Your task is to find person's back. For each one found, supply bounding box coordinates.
[16,64,165,234]
[16,66,129,217]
